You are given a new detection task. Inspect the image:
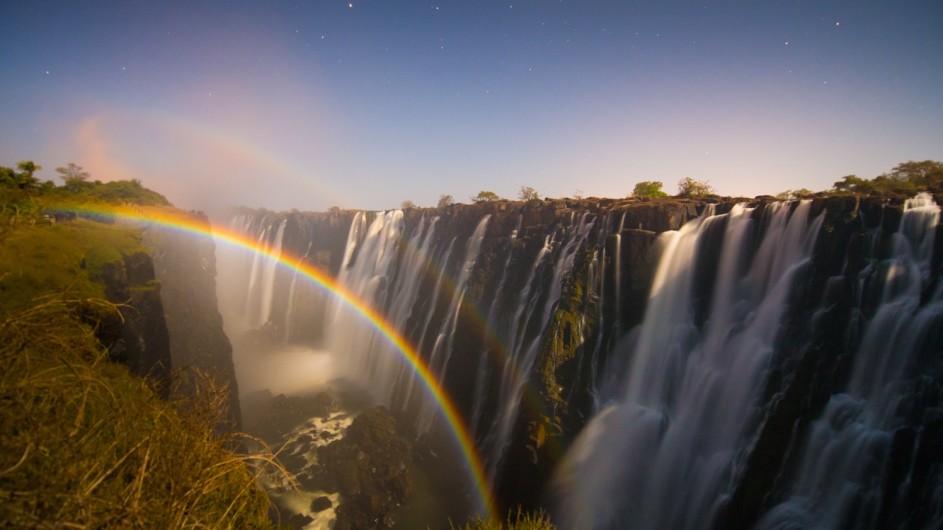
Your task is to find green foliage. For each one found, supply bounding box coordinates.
[401,199,417,209]
[774,188,814,200]
[0,219,147,314]
[57,163,94,193]
[454,509,556,530]
[0,166,17,188]
[15,161,41,191]
[81,179,170,206]
[632,180,668,198]
[677,176,714,197]
[437,194,455,208]
[0,297,275,528]
[472,190,502,203]
[833,160,943,194]
[519,186,540,202]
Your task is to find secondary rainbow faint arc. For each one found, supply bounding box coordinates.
[75,204,498,521]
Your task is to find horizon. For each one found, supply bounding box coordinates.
[2,1,942,216]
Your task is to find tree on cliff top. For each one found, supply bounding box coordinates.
[632,180,668,198]
[834,160,943,194]
[56,163,93,193]
[677,177,714,198]
[437,194,454,208]
[14,161,41,191]
[471,190,501,203]
[519,186,540,202]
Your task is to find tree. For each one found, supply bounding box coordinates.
[519,186,540,202]
[56,163,90,182]
[632,180,668,198]
[15,161,41,191]
[833,175,875,193]
[471,190,501,203]
[677,177,714,198]
[887,160,943,190]
[0,166,16,188]
[437,194,454,208]
[400,200,417,209]
[56,163,92,193]
[774,188,814,200]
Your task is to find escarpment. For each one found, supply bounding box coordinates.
[226,193,943,529]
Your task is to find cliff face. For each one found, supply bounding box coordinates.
[144,213,242,429]
[228,194,943,527]
[97,251,172,396]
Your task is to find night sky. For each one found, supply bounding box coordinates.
[2,1,942,215]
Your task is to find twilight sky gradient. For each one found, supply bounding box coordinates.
[2,1,942,215]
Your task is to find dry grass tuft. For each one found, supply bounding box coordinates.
[0,297,279,528]
[453,507,558,530]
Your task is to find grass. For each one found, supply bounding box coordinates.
[454,508,558,530]
[0,218,147,315]
[0,296,277,528]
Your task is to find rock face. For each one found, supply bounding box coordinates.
[144,212,242,429]
[227,194,943,527]
[97,250,172,395]
[316,407,413,530]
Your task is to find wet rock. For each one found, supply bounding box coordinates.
[316,407,413,530]
[287,512,313,529]
[310,496,332,512]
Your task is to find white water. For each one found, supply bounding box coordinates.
[558,201,823,530]
[483,213,596,481]
[758,194,942,530]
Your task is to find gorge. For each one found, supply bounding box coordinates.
[217,193,943,529]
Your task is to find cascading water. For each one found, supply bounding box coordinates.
[557,201,823,530]
[219,195,942,528]
[481,212,596,479]
[757,193,943,530]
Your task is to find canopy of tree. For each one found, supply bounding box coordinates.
[632,181,668,198]
[519,186,540,201]
[676,177,714,198]
[471,190,502,203]
[833,160,943,195]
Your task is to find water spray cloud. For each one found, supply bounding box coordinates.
[59,204,498,521]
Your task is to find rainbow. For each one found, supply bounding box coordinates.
[63,203,498,521]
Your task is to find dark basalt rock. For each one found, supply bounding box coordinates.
[96,251,171,396]
[144,212,242,430]
[310,495,333,512]
[315,406,413,530]
[242,391,337,443]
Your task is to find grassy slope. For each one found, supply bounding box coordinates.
[0,197,275,528]
[0,219,146,314]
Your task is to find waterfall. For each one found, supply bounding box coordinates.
[219,195,942,527]
[557,201,823,530]
[757,194,942,530]
[480,215,585,476]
